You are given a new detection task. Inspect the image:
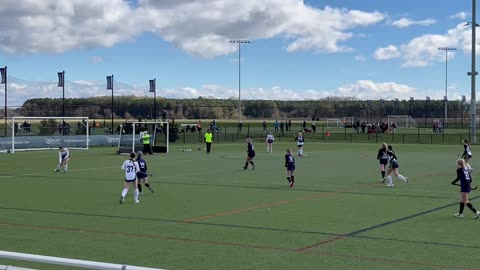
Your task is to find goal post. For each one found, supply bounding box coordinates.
[117,121,169,154]
[387,115,417,128]
[6,117,89,153]
[326,119,340,128]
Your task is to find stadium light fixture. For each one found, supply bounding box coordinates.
[438,47,456,129]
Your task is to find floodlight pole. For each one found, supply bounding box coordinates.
[438,47,456,129]
[471,0,478,143]
[229,40,251,124]
[2,66,6,137]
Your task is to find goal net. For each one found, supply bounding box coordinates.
[387,115,418,128]
[117,121,169,154]
[4,117,89,153]
[326,119,340,128]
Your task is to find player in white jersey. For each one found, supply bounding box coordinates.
[54,146,70,173]
[119,152,141,204]
[295,132,305,157]
[462,139,473,172]
[266,131,274,153]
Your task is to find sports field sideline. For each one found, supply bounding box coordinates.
[0,142,479,270]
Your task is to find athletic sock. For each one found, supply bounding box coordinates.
[459,202,465,214]
[244,162,248,168]
[249,161,255,166]
[134,189,139,201]
[286,177,291,183]
[381,171,385,179]
[397,174,406,182]
[64,165,68,172]
[121,188,128,198]
[467,203,478,213]
[387,175,393,185]
[145,183,151,188]
[291,175,295,183]
[138,184,143,193]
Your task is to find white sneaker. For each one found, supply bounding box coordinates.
[475,211,480,220]
[386,183,394,187]
[454,213,464,218]
[134,200,140,204]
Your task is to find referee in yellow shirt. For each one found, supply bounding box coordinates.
[204,129,213,154]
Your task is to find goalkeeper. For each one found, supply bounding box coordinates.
[141,131,153,155]
[54,146,70,173]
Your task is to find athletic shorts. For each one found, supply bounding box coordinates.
[389,160,399,169]
[286,164,295,171]
[267,140,273,143]
[461,183,471,193]
[248,152,256,158]
[379,159,388,165]
[137,172,148,178]
[125,178,136,183]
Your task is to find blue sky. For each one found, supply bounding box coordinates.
[0,0,477,106]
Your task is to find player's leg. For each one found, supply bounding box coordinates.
[144,177,154,192]
[133,179,140,203]
[120,181,130,204]
[465,194,480,218]
[290,170,295,188]
[455,192,468,217]
[380,164,386,182]
[393,168,407,183]
[137,178,143,194]
[249,155,255,169]
[286,170,292,184]
[244,157,251,169]
[385,169,394,187]
[62,158,69,172]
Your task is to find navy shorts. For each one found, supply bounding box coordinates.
[389,161,399,169]
[379,159,388,165]
[267,140,273,143]
[287,164,295,171]
[137,172,148,178]
[248,152,256,158]
[461,182,471,193]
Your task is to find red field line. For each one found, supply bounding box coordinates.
[0,222,476,270]
[183,182,379,223]
[295,236,345,252]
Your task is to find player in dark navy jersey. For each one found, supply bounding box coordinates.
[136,151,154,194]
[377,143,389,182]
[451,159,480,219]
[462,139,473,172]
[243,138,256,170]
[384,145,408,187]
[285,149,295,188]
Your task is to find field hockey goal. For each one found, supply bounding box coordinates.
[387,115,417,128]
[326,119,340,128]
[3,117,89,153]
[117,121,169,154]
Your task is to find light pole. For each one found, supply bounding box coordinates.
[229,39,251,124]
[469,0,478,143]
[149,79,156,121]
[425,96,430,128]
[438,47,456,129]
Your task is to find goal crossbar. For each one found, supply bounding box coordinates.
[0,250,166,270]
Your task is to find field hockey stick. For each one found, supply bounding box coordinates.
[452,183,478,190]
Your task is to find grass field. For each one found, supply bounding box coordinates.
[1,142,479,270]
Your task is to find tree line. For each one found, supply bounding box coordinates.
[13,96,470,121]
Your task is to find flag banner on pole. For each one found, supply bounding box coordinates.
[0,67,6,84]
[57,72,64,87]
[106,76,113,90]
[149,79,156,93]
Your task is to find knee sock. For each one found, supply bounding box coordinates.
[467,203,478,213]
[244,162,248,168]
[291,175,295,183]
[286,177,291,183]
[134,189,139,201]
[64,165,68,172]
[397,174,406,182]
[137,183,143,193]
[381,171,385,179]
[121,188,128,198]
[459,202,465,214]
[249,161,255,166]
[387,175,393,185]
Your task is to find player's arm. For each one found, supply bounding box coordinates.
[58,151,62,164]
[121,160,127,170]
[462,145,468,158]
[134,161,140,172]
[451,170,462,185]
[376,149,382,159]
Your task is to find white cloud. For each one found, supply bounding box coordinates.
[0,0,386,57]
[374,23,476,67]
[450,11,469,20]
[391,18,437,28]
[6,77,425,105]
[374,45,401,60]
